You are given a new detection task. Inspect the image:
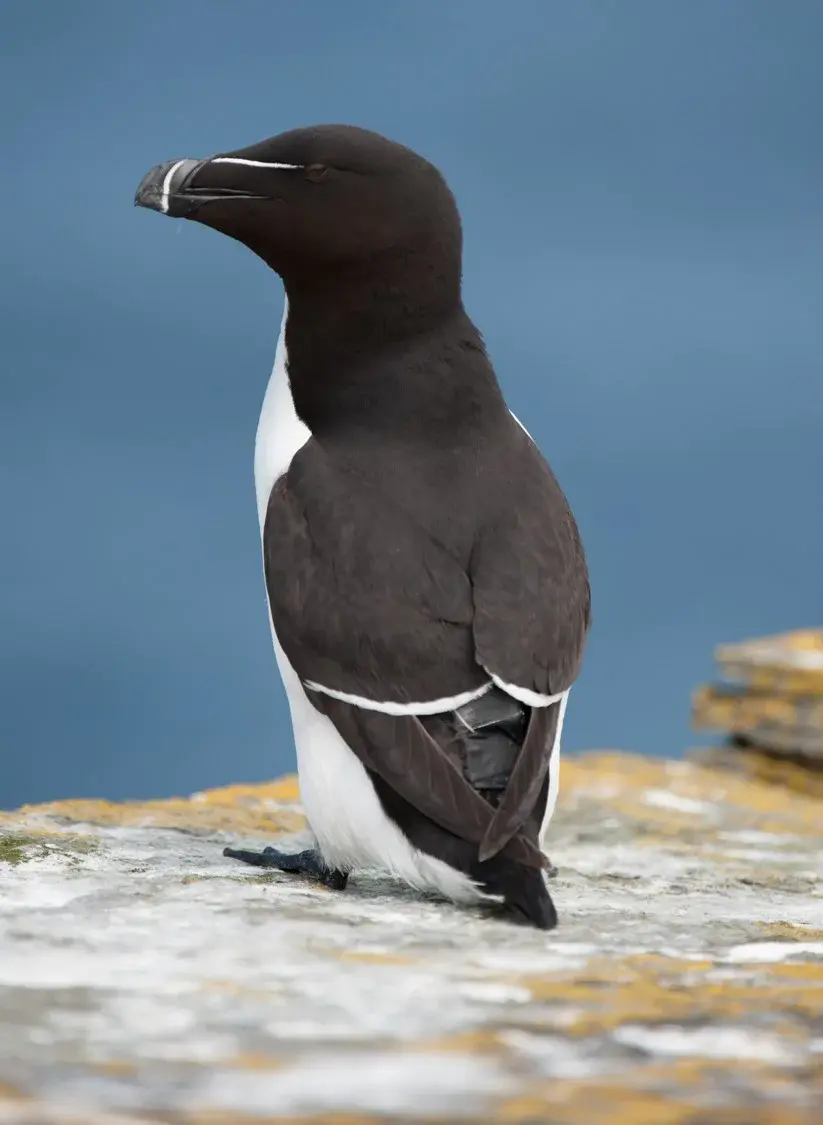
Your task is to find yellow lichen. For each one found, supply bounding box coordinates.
[715,628,823,696]
[5,776,305,838]
[757,922,823,942]
[499,1083,819,1125]
[336,950,414,966]
[410,1029,503,1056]
[514,952,823,1038]
[562,751,823,836]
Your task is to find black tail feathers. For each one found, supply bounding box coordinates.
[475,855,558,931]
[365,763,558,930]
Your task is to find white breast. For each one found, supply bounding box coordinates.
[539,689,569,849]
[253,297,487,902]
[253,300,310,526]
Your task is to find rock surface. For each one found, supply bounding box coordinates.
[1,753,822,1124]
[692,628,823,760]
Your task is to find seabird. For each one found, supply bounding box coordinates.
[135,125,590,929]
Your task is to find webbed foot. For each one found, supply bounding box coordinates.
[222,845,348,890]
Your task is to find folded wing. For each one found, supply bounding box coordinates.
[264,438,588,868]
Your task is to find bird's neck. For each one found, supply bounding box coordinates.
[279,247,505,439]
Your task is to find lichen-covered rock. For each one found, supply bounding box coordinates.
[693,628,823,760]
[1,754,822,1124]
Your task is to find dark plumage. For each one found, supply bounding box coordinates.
[135,124,590,929]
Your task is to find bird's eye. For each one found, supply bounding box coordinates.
[305,164,328,183]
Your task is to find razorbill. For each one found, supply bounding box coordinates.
[134,125,590,929]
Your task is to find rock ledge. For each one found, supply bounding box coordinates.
[1,753,822,1123]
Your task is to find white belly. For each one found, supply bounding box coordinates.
[539,690,569,849]
[268,626,486,901]
[254,299,484,902]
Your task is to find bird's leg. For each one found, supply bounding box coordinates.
[222,845,348,890]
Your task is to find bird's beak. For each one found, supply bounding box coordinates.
[134,157,268,218]
[134,158,209,217]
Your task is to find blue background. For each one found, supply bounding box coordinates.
[1,1,821,808]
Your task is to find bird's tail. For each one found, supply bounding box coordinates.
[475,854,558,930]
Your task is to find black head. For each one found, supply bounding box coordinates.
[135,124,462,287]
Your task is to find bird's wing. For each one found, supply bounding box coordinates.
[305,692,545,870]
[263,440,547,869]
[469,490,591,860]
